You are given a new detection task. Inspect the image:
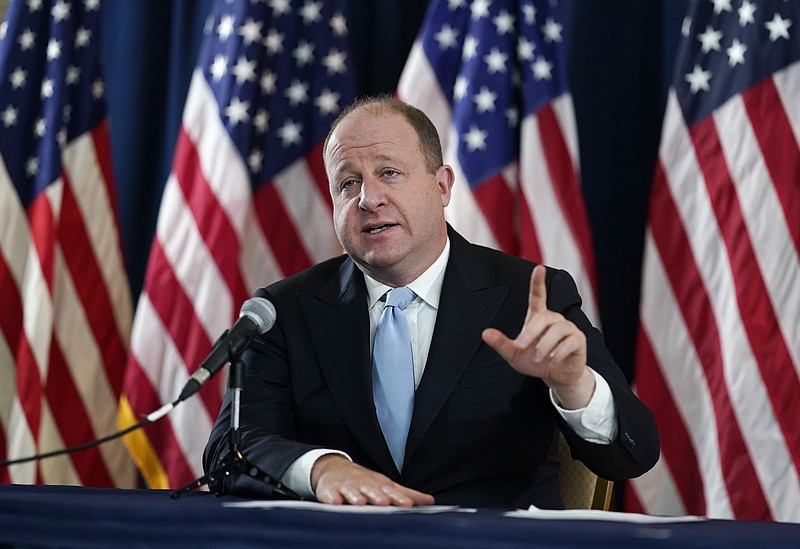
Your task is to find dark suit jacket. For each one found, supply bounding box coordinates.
[203,227,659,508]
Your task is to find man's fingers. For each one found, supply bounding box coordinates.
[406,488,436,506]
[528,265,547,316]
[313,458,434,507]
[481,328,516,364]
[529,318,571,361]
[381,485,434,507]
[315,486,344,505]
[341,485,368,505]
[483,265,590,394]
[491,266,547,352]
[334,483,432,507]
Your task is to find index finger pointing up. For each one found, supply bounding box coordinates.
[528,264,548,315]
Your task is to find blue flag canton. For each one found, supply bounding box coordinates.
[199,0,356,189]
[676,0,800,126]
[419,0,569,188]
[0,0,107,207]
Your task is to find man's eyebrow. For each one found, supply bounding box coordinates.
[330,161,357,182]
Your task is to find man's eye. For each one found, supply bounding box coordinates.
[383,170,398,177]
[341,180,356,190]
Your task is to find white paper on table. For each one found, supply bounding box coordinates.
[504,506,707,523]
[223,500,471,514]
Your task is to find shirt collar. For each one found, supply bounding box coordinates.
[365,237,450,311]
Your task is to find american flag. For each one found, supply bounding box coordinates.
[397,0,599,325]
[120,0,355,488]
[629,0,800,521]
[0,0,135,486]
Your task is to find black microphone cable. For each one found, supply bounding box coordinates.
[0,297,274,469]
[0,399,177,468]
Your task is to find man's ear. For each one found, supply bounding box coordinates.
[436,164,455,207]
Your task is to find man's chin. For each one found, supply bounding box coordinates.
[359,253,399,270]
[352,251,404,279]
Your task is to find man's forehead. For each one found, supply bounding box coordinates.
[329,146,403,176]
[323,105,424,176]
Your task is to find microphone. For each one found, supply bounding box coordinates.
[177,297,276,402]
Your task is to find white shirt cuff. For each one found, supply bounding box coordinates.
[550,368,618,444]
[280,449,351,499]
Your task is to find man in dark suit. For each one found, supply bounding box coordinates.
[203,96,659,509]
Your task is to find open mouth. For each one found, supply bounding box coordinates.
[365,224,394,234]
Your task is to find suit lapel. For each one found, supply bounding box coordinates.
[405,231,508,463]
[295,259,396,472]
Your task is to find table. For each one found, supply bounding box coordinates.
[1,484,798,547]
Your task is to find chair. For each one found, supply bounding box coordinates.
[558,433,613,510]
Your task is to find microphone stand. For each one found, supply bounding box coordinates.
[170,347,301,500]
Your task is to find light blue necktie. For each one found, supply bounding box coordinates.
[372,287,416,471]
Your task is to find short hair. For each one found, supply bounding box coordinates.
[323,95,444,174]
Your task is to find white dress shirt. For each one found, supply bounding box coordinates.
[281,238,617,497]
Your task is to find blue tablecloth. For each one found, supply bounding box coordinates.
[1,484,798,548]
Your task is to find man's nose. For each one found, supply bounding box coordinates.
[358,179,386,212]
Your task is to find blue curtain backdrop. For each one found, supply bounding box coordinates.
[102,0,689,380]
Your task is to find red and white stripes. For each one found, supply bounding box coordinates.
[630,60,800,522]
[0,123,135,488]
[121,70,341,488]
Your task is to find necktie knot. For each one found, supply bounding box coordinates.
[385,287,416,310]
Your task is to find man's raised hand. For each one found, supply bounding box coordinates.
[481,265,595,409]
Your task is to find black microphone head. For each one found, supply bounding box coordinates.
[239,297,276,334]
